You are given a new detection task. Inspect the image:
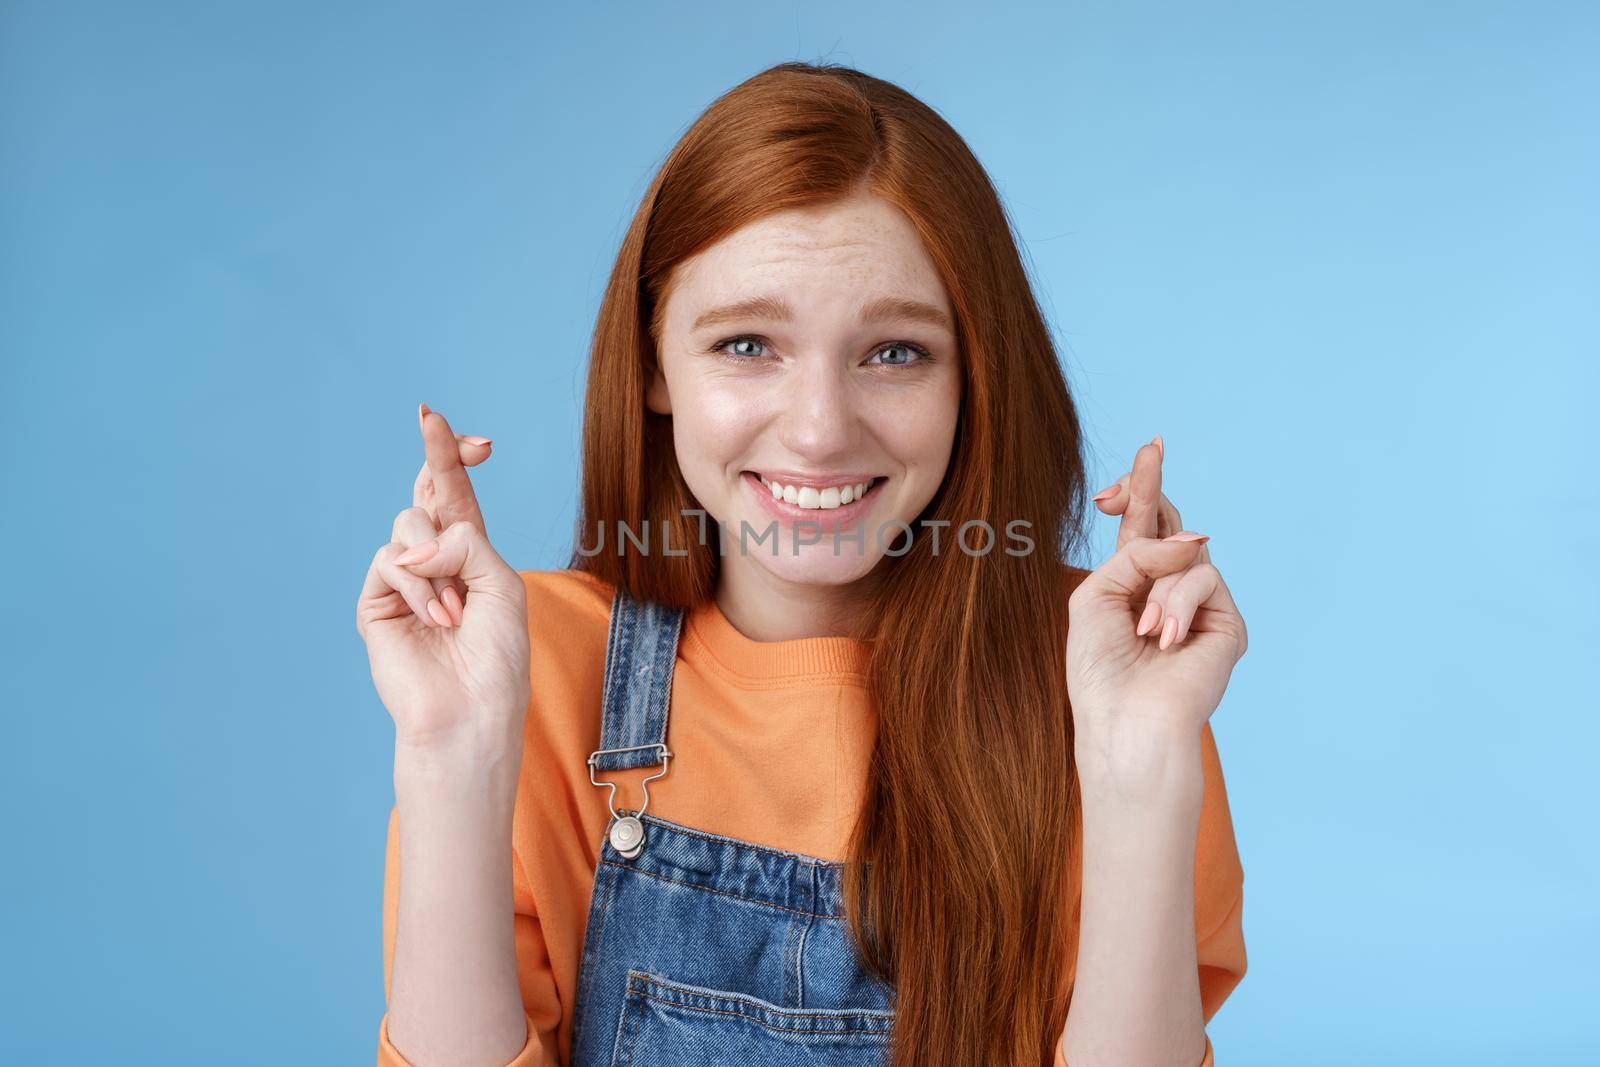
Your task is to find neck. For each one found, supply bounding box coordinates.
[714,555,882,643]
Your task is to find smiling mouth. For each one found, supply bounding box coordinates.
[744,471,882,510]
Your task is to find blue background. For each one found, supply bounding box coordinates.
[3,2,1595,1063]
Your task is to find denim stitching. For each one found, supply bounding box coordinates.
[793,863,816,1008]
[637,812,847,869]
[598,859,843,918]
[573,827,625,1053]
[609,973,643,1067]
[625,970,895,1030]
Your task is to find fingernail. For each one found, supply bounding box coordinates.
[440,585,465,625]
[1160,615,1178,650]
[1150,434,1164,457]
[463,435,492,447]
[1165,531,1209,543]
[426,598,454,627]
[1092,482,1121,502]
[1136,600,1162,636]
[393,539,440,566]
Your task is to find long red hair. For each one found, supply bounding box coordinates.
[570,61,1094,1066]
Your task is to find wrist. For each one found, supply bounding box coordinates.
[1074,717,1205,813]
[395,730,524,809]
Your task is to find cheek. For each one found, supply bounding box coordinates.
[877,380,961,471]
[672,378,769,464]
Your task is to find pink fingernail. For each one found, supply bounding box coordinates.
[393,539,440,566]
[1151,434,1164,457]
[1136,601,1162,636]
[426,598,454,627]
[440,585,465,625]
[1165,531,1209,543]
[463,436,492,447]
[1092,482,1121,502]
[1160,615,1178,650]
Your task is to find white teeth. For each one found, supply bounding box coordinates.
[756,474,877,510]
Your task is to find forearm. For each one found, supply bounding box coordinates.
[387,741,528,1067]
[1060,726,1208,1067]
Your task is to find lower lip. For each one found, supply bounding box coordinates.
[741,472,881,534]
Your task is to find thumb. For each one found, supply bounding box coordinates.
[392,519,521,598]
[1073,532,1210,605]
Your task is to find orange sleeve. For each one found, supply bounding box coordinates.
[1194,720,1247,1024]
[375,805,561,1067]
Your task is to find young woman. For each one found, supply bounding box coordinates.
[356,63,1248,1067]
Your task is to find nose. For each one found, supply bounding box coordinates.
[776,356,859,463]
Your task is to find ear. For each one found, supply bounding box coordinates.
[645,359,672,415]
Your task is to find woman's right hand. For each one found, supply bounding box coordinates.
[355,403,531,754]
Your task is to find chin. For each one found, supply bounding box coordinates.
[718,514,886,586]
[757,549,883,587]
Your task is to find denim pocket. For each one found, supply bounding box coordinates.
[609,969,894,1066]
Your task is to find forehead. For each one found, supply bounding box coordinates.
[663,193,949,322]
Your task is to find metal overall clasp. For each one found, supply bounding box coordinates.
[587,742,671,859]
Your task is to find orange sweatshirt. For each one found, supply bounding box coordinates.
[377,567,1247,1066]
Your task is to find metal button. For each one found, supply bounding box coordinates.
[609,815,645,858]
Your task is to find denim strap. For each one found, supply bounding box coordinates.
[590,585,684,772]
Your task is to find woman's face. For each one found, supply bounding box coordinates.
[649,191,962,588]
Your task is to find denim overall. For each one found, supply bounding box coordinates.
[567,587,897,1066]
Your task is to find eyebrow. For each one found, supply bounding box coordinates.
[691,294,954,334]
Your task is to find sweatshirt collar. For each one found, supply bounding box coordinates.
[683,595,872,687]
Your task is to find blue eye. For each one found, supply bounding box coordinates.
[722,337,766,358]
[867,343,930,366]
[708,335,933,366]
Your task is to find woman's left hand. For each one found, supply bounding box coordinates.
[1066,436,1249,761]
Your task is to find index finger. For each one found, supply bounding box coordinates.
[418,403,487,535]
[1117,436,1164,550]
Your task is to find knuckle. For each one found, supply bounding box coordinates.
[444,518,479,542]
[375,543,419,579]
[392,506,436,539]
